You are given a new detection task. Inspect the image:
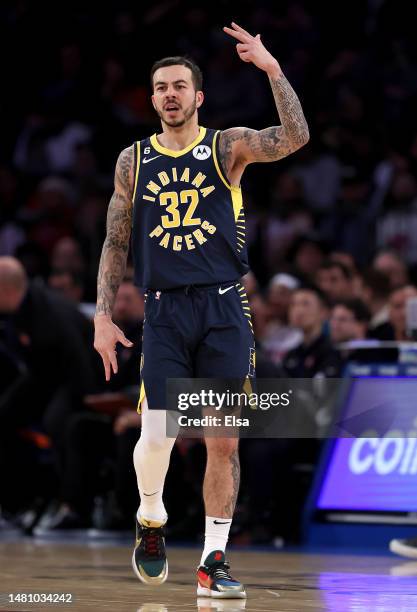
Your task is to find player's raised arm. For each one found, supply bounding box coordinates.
[94,145,134,380]
[220,22,309,175]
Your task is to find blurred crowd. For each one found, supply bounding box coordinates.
[2,0,417,544]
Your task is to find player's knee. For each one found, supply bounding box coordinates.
[205,437,239,457]
[138,430,174,453]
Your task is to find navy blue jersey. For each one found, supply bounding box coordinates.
[131,126,249,290]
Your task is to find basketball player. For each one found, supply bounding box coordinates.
[94,22,309,599]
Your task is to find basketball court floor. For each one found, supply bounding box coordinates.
[1,537,417,611]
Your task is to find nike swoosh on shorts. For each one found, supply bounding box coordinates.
[218,286,234,295]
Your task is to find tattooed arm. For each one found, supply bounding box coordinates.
[221,22,309,182]
[94,145,135,380]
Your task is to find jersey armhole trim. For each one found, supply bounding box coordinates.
[213,130,241,193]
[132,141,141,203]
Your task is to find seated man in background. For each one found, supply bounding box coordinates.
[283,285,341,378]
[370,284,417,341]
[330,299,370,344]
[359,268,391,333]
[372,249,409,290]
[36,278,144,532]
[0,256,98,518]
[315,259,354,304]
[260,273,303,365]
[329,298,371,367]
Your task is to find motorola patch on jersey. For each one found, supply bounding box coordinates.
[193,144,211,160]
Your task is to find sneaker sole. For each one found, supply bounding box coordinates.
[197,585,246,599]
[390,539,417,559]
[131,550,168,585]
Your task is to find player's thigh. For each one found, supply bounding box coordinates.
[141,297,193,409]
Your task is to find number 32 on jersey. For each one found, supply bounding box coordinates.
[149,188,217,252]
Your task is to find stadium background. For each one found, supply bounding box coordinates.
[1,0,417,546]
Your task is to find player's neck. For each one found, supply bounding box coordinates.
[157,121,201,151]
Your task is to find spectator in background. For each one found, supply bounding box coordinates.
[15,242,50,281]
[36,279,145,532]
[330,251,363,296]
[51,236,86,278]
[23,177,75,255]
[385,285,417,341]
[260,273,303,365]
[321,170,374,265]
[287,235,328,282]
[241,271,269,339]
[316,259,354,303]
[48,269,84,304]
[330,251,357,276]
[330,299,370,344]
[360,268,391,332]
[377,171,417,266]
[292,139,342,214]
[370,284,417,341]
[283,285,341,378]
[261,173,313,272]
[0,257,98,515]
[373,249,409,289]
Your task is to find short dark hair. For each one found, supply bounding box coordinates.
[318,259,352,280]
[361,268,391,299]
[333,298,371,323]
[294,283,330,308]
[150,56,203,92]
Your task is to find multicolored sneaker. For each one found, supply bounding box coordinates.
[197,551,246,599]
[132,516,168,585]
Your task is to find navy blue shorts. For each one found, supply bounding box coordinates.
[138,281,255,410]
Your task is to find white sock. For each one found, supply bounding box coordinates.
[200,516,232,565]
[133,399,176,524]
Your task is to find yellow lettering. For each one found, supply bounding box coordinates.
[158,171,170,186]
[149,225,163,238]
[160,192,180,228]
[191,172,206,188]
[143,195,156,202]
[180,167,190,183]
[147,181,161,195]
[173,235,182,251]
[193,229,207,245]
[159,233,170,248]
[172,167,178,182]
[202,220,216,235]
[181,189,201,226]
[200,185,215,198]
[184,234,195,250]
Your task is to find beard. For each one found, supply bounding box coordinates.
[156,99,197,128]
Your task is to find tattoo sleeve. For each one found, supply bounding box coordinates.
[95,145,134,316]
[218,73,309,172]
[223,449,240,516]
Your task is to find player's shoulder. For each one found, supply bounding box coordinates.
[117,143,136,164]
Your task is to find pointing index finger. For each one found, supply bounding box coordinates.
[223,26,251,44]
[231,22,253,38]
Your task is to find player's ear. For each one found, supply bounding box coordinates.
[151,94,156,110]
[196,91,204,108]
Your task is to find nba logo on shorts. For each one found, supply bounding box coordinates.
[248,347,255,377]
[193,144,211,160]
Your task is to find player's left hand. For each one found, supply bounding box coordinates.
[223,22,280,75]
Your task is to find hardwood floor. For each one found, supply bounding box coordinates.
[1,539,416,611]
